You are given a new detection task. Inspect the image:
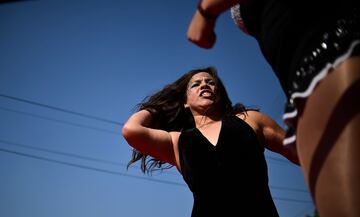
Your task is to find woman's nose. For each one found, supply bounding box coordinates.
[201,80,211,88]
[200,81,208,88]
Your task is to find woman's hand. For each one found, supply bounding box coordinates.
[122,110,179,167]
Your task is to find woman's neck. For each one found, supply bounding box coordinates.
[193,110,222,128]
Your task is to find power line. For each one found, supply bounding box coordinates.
[0,138,124,167]
[0,143,310,203]
[0,146,184,187]
[0,106,119,134]
[0,93,123,125]
[0,146,312,203]
[0,136,296,184]
[0,138,177,175]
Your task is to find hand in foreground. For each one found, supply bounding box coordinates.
[187,9,217,49]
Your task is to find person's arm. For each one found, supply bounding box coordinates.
[187,0,241,49]
[121,110,179,166]
[246,111,299,165]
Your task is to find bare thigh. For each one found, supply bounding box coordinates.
[296,56,360,217]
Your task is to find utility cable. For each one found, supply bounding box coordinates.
[0,146,312,203]
[0,138,177,175]
[0,106,119,134]
[0,138,124,166]
[0,93,122,125]
[0,146,184,186]
[0,139,306,202]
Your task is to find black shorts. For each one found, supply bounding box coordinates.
[282,7,360,145]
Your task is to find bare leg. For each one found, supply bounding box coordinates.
[296,56,360,217]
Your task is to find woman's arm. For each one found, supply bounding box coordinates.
[245,111,300,165]
[121,110,179,166]
[187,0,241,48]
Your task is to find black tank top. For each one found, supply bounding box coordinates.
[178,115,279,217]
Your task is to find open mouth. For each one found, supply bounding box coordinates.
[200,90,214,97]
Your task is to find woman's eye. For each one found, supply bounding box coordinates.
[208,81,215,86]
[191,83,199,88]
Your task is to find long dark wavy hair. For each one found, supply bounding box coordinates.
[127,66,250,173]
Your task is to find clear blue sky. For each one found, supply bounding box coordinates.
[0,1,315,217]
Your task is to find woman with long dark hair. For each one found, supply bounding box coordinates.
[122,66,298,217]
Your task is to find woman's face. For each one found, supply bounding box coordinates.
[184,72,217,112]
